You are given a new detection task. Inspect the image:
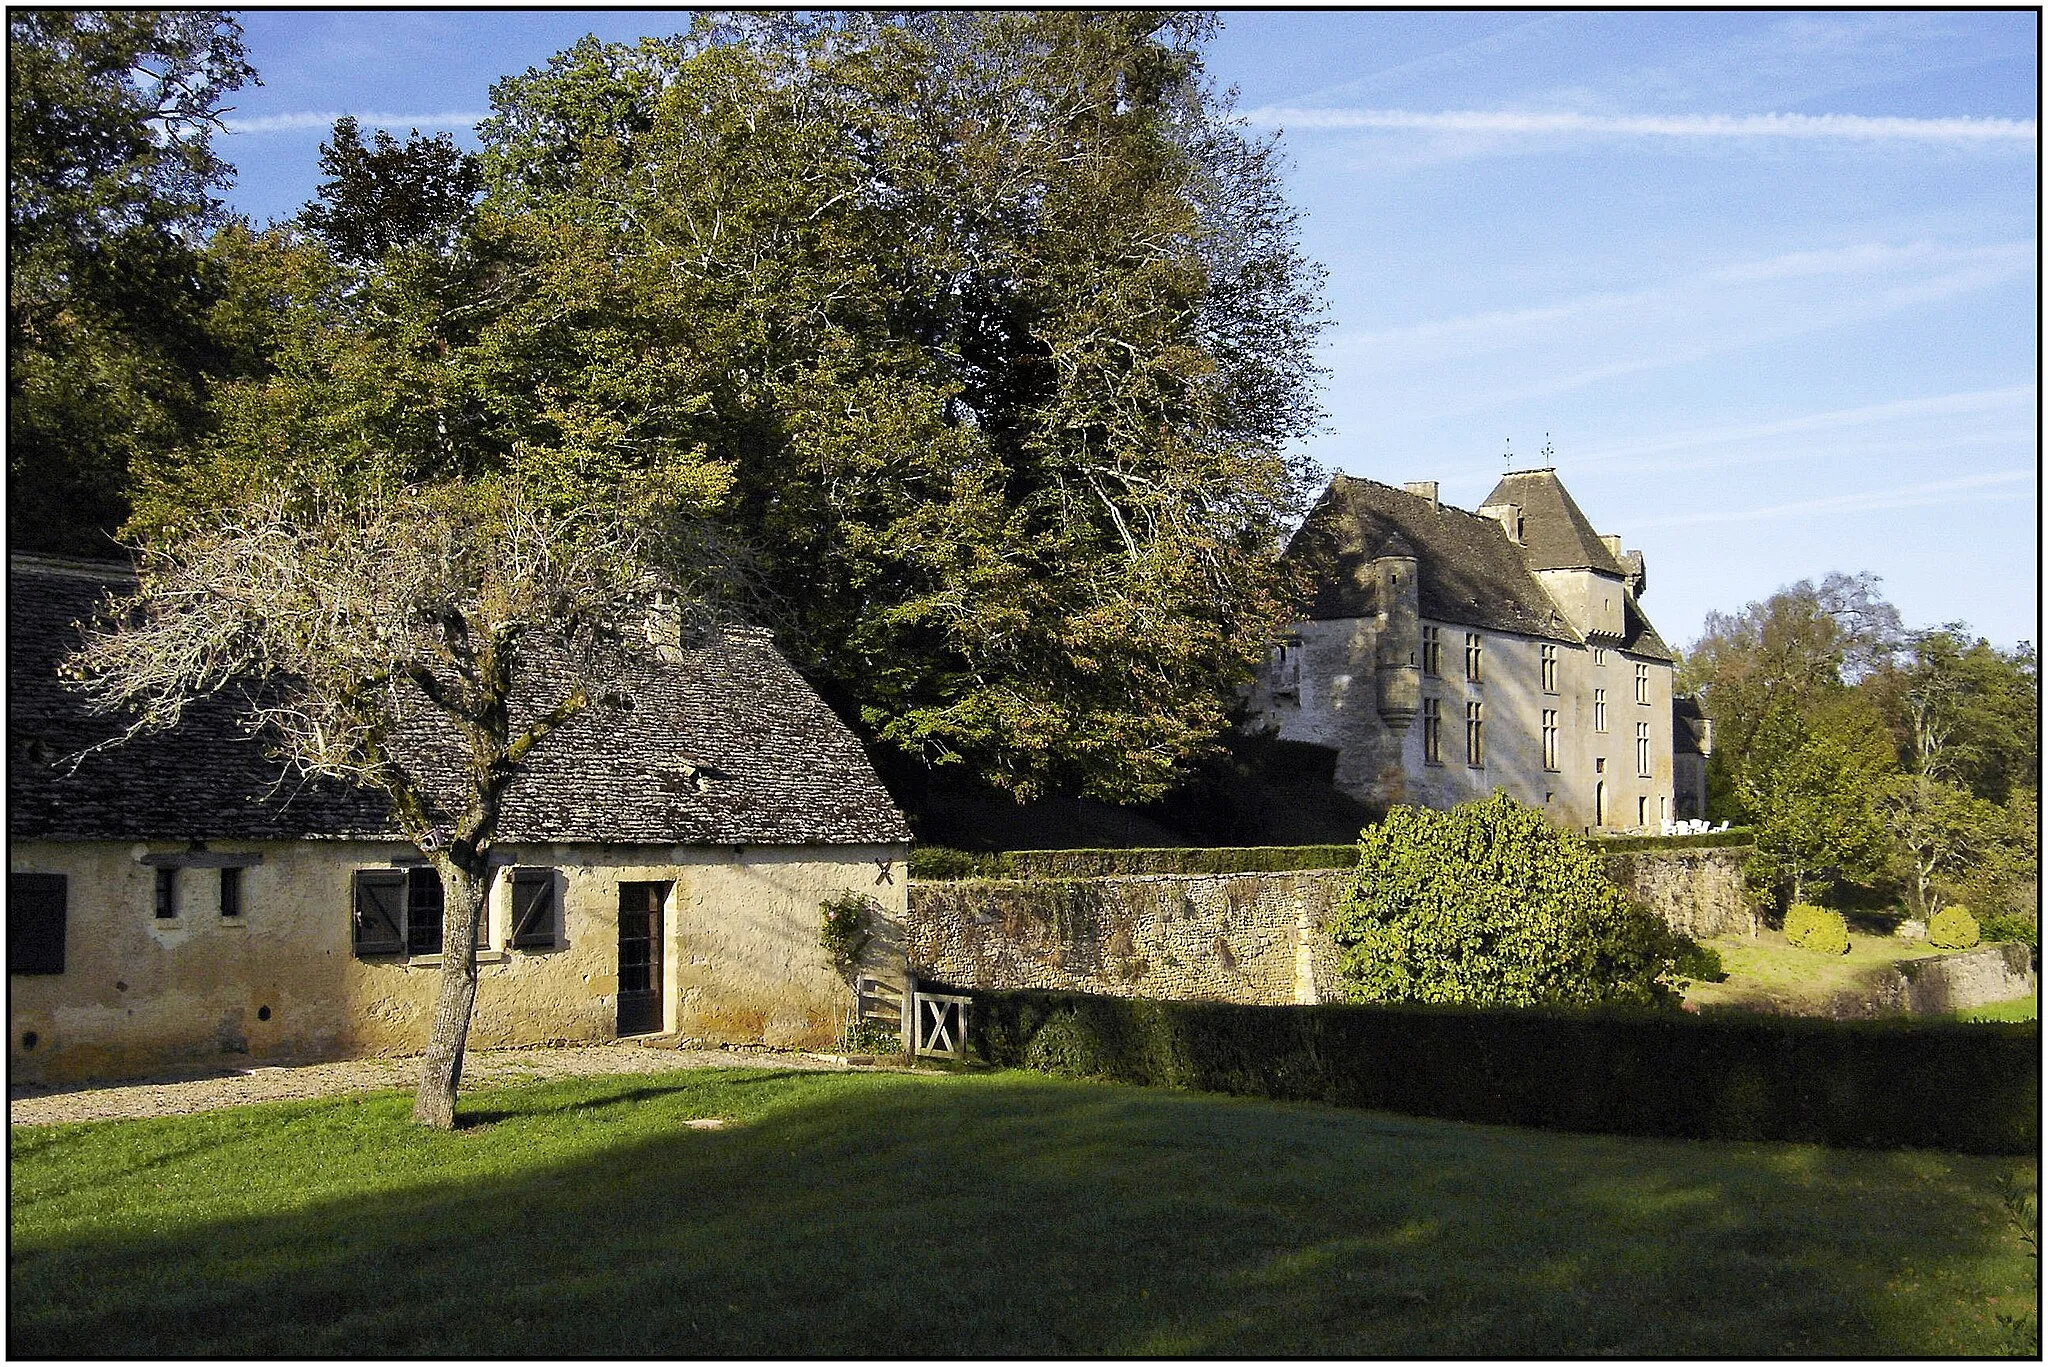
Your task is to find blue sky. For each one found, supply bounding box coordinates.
[214,10,2040,652]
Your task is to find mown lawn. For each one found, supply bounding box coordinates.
[10,1068,2038,1357]
[1684,929,2022,1016]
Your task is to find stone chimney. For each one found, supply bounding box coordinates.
[1599,533,1622,559]
[1403,480,1439,511]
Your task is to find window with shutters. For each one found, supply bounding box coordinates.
[352,867,445,958]
[509,868,561,950]
[9,873,67,975]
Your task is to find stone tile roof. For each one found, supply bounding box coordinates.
[9,556,908,847]
[1618,589,1677,664]
[1286,476,1583,643]
[1481,469,1626,574]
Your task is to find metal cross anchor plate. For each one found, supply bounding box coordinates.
[914,993,970,1060]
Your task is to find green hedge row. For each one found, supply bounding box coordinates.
[951,987,2038,1154]
[1591,827,1756,854]
[908,843,1360,881]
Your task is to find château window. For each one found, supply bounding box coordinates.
[1540,644,1558,693]
[1465,633,1483,683]
[1636,722,1651,777]
[1272,640,1303,699]
[1593,688,1607,733]
[1542,710,1560,772]
[1592,647,1607,667]
[1635,662,1650,704]
[1422,699,1442,764]
[1421,626,1441,677]
[1465,701,1484,767]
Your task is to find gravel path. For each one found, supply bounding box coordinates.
[7,1042,884,1127]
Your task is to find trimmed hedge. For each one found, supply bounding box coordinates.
[908,843,1360,881]
[952,986,2038,1154]
[1786,903,1850,955]
[1591,827,1756,854]
[1929,904,1982,949]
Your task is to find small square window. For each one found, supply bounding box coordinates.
[510,868,561,950]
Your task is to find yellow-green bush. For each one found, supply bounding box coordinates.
[1929,904,1982,949]
[1785,902,1850,955]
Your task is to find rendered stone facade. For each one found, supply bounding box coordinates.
[1249,470,1695,832]
[7,555,911,1084]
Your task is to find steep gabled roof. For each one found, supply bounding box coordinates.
[1672,695,1710,756]
[1618,589,1676,663]
[8,557,909,846]
[1481,468,1626,574]
[1285,476,1583,643]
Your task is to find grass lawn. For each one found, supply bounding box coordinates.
[1683,929,2018,1016]
[1954,994,2042,1023]
[10,1068,2038,1356]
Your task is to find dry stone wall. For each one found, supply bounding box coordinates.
[1839,943,2036,1019]
[907,845,1763,1005]
[1601,846,1757,939]
[905,871,1354,1005]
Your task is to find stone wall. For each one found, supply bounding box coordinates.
[1841,943,2037,1019]
[907,845,1764,1005]
[1601,845,1757,939]
[905,871,1354,1006]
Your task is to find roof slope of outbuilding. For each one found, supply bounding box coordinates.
[1481,468,1626,574]
[1285,475,1583,643]
[8,556,909,846]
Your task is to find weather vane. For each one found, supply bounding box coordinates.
[1540,433,1555,468]
[1502,437,1512,468]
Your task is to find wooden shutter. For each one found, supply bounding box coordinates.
[509,869,558,950]
[8,873,67,975]
[352,870,406,956]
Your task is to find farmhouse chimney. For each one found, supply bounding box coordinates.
[1403,480,1439,511]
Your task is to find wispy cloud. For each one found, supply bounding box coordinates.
[1628,470,2034,530]
[225,111,485,135]
[1243,107,2038,143]
[1326,240,2035,420]
[1570,386,2037,466]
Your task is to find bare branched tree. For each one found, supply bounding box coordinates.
[65,479,730,1126]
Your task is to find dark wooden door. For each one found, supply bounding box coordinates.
[617,882,666,1036]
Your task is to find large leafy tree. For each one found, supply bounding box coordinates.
[457,11,1328,802]
[1738,697,1896,908]
[8,9,256,552]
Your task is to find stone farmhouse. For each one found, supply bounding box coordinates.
[8,555,910,1085]
[1247,468,1695,833]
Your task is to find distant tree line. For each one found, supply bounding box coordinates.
[1680,572,2037,939]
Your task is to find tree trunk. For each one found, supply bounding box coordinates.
[414,863,487,1128]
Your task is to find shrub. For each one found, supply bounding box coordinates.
[907,844,1362,881]
[1785,903,1850,955]
[1673,937,1727,983]
[1330,792,1682,1008]
[1929,904,1982,950]
[818,891,876,973]
[956,985,2039,1154]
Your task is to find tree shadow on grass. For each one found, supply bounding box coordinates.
[9,1073,2036,1358]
